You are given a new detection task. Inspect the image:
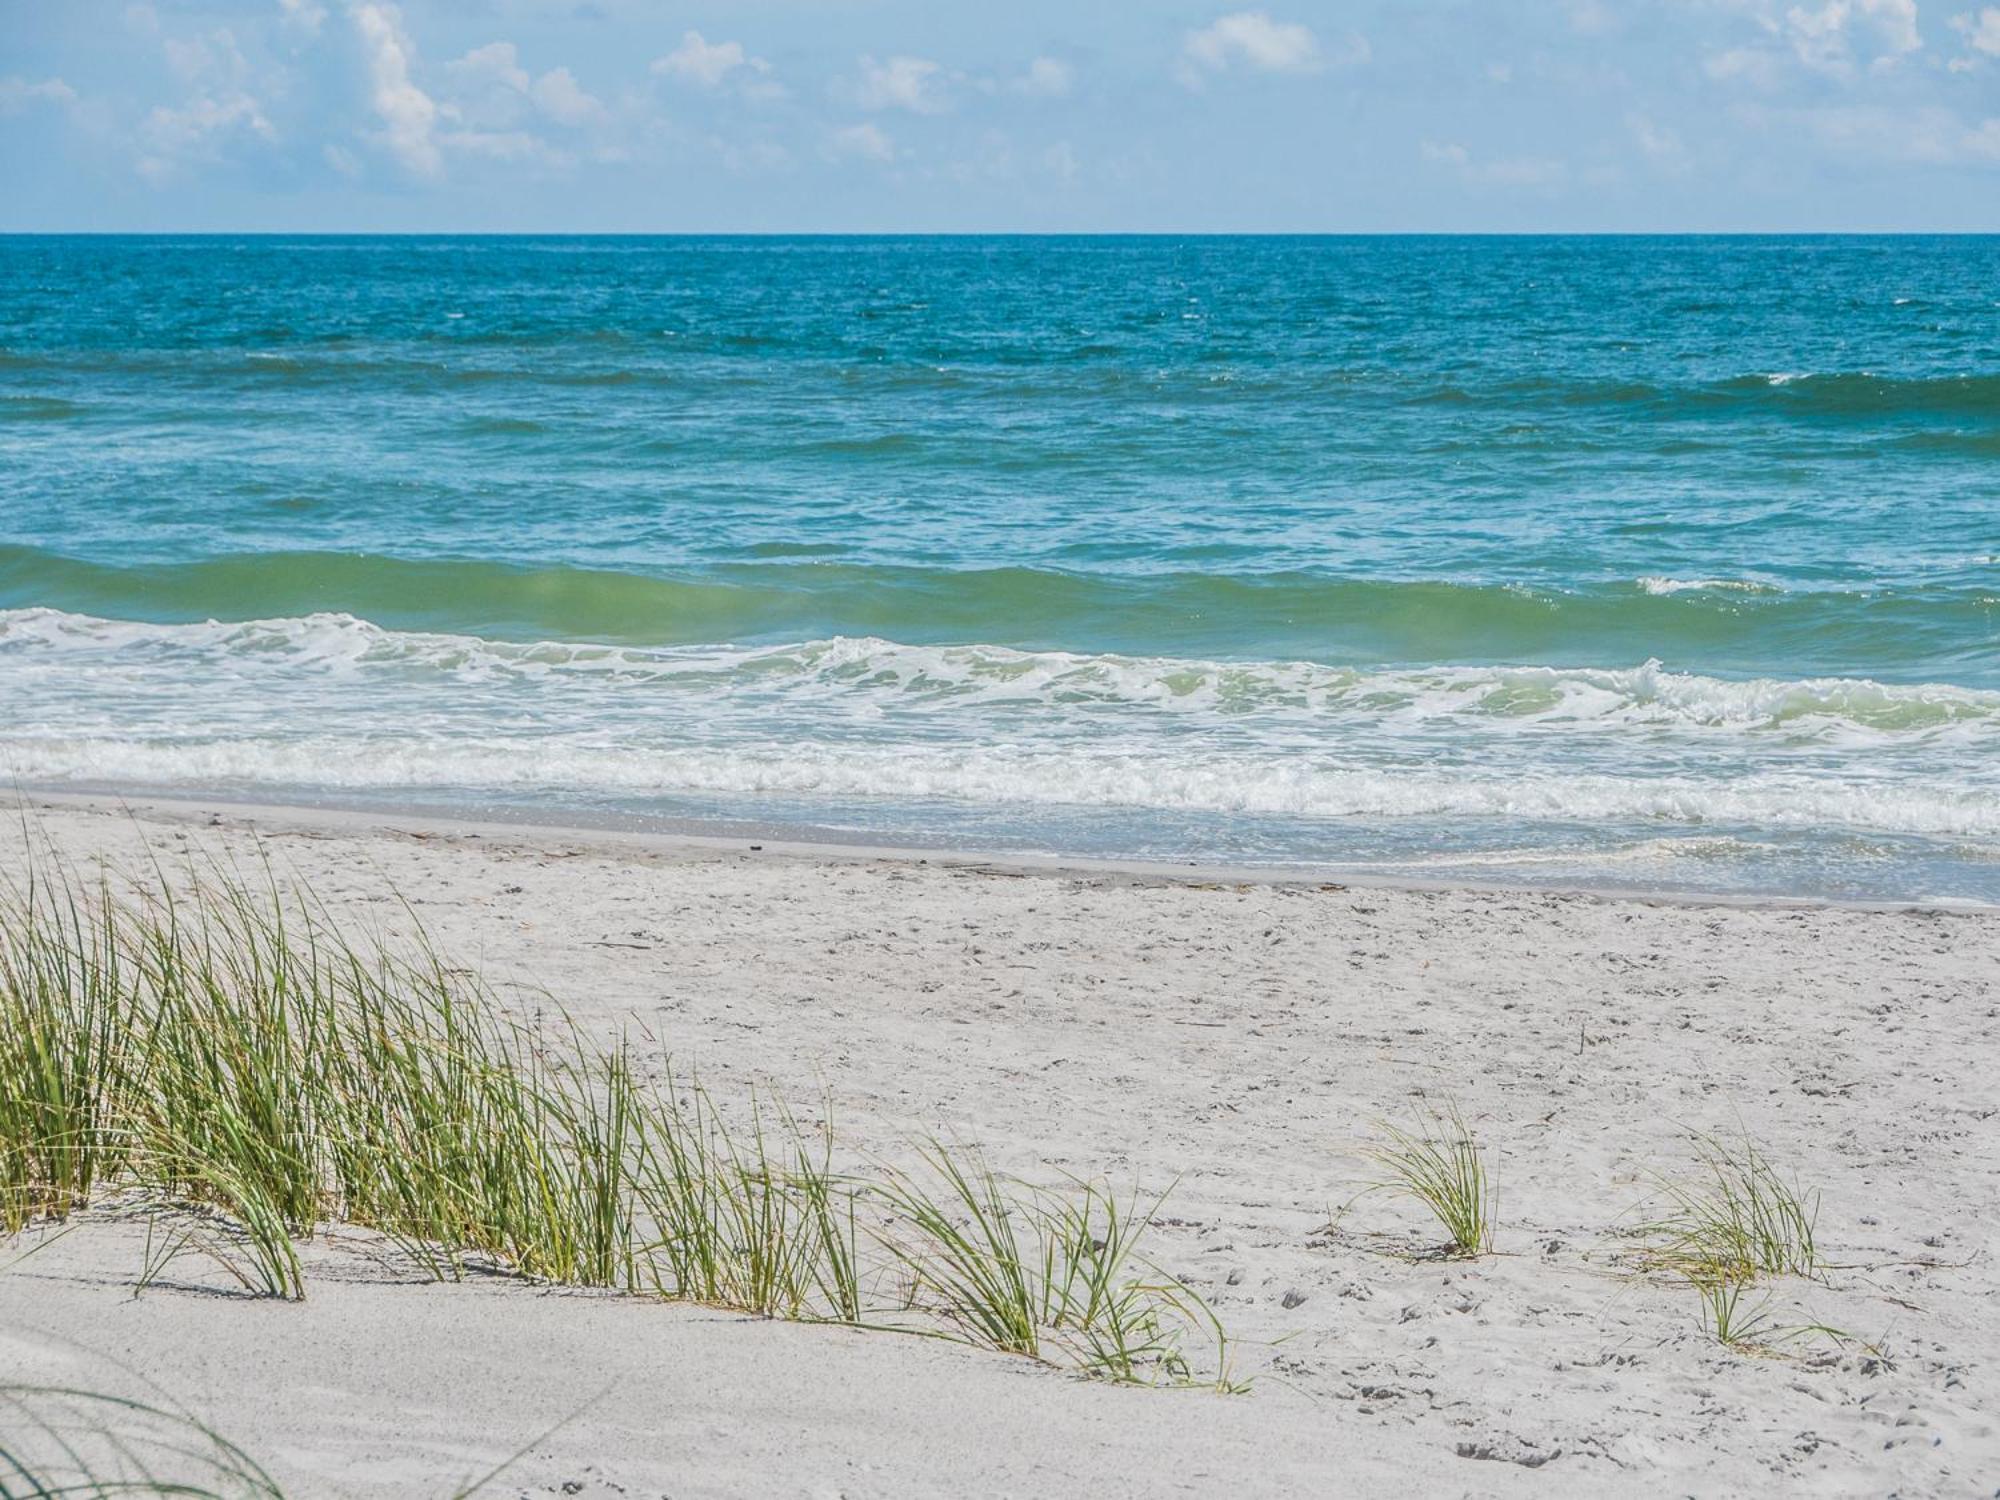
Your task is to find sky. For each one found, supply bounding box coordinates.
[4,0,2000,231]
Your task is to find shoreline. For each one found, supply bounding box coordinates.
[16,783,1997,917]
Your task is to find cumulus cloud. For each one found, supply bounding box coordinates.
[855,54,950,113]
[0,75,77,115]
[135,25,278,183]
[443,40,529,125]
[1179,12,1347,87]
[531,67,603,126]
[1949,6,2000,65]
[445,41,604,128]
[827,121,895,161]
[346,12,606,181]
[1787,0,1921,70]
[352,2,440,175]
[138,92,275,183]
[1708,0,1923,82]
[652,30,773,92]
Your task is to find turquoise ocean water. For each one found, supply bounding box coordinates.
[2,236,1996,900]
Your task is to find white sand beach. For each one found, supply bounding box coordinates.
[2,792,1996,1497]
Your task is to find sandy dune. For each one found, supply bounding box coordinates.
[3,794,1995,1497]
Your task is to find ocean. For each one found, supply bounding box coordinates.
[2,235,1995,901]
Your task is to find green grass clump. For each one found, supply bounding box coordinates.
[1638,1131,1820,1288]
[0,864,139,1235]
[874,1149,1233,1387]
[1361,1099,1495,1257]
[0,839,1224,1388]
[1691,1277,1785,1352]
[1629,1130,1841,1355]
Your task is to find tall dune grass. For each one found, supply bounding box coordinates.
[0,840,1225,1386]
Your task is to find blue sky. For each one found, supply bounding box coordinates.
[5,0,2000,230]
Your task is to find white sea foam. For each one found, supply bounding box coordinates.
[3,608,1996,845]
[4,608,1993,736]
[1636,576,1777,596]
[5,735,1998,838]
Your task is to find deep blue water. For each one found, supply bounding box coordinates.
[3,236,1997,898]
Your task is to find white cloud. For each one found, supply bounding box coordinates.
[1788,0,1920,68]
[138,92,275,182]
[277,0,326,36]
[652,31,770,91]
[346,13,602,181]
[1860,0,1923,53]
[445,43,603,129]
[445,39,529,124]
[1011,57,1073,97]
[531,67,603,127]
[436,127,566,165]
[135,25,277,183]
[827,121,895,162]
[1768,0,1923,74]
[162,27,253,89]
[1043,140,1078,180]
[0,75,77,116]
[1703,0,1923,83]
[352,2,440,176]
[1179,12,1338,86]
[856,54,950,113]
[1949,6,2000,64]
[448,41,527,90]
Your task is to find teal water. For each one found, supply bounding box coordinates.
[2,236,1997,899]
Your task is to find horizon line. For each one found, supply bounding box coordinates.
[6,228,2000,238]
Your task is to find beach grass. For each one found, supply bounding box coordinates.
[1361,1099,1495,1257]
[0,839,1223,1386]
[873,1150,1231,1386]
[1623,1130,1842,1354]
[1637,1131,1821,1286]
[0,1383,284,1498]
